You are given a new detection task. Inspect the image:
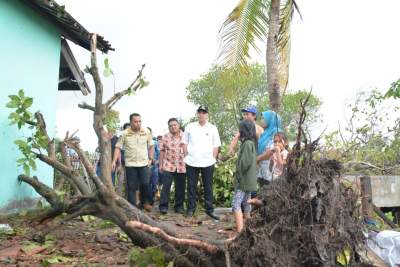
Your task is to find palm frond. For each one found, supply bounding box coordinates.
[278,0,301,96]
[218,0,269,68]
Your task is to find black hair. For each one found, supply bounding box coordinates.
[239,120,257,150]
[167,118,179,125]
[129,113,140,122]
[123,123,130,130]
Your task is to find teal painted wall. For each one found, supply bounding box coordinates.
[0,1,60,210]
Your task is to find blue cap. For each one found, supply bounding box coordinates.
[241,106,257,114]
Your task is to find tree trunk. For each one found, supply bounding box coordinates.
[267,0,281,111]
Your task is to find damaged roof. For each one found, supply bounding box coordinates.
[20,0,114,53]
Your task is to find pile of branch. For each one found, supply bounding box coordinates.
[228,96,365,266]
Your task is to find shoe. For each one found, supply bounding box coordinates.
[186,210,194,217]
[143,203,152,212]
[160,208,168,215]
[206,211,220,221]
[175,208,184,214]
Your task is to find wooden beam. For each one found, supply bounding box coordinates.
[60,39,90,95]
[360,176,374,219]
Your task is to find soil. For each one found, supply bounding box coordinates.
[0,206,234,266]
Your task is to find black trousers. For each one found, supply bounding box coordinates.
[159,171,186,211]
[186,164,215,213]
[125,166,150,206]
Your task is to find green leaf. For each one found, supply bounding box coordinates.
[29,159,37,171]
[103,58,113,77]
[23,164,30,176]
[18,89,25,99]
[8,95,20,102]
[23,97,33,109]
[8,112,19,121]
[15,140,28,148]
[6,101,19,108]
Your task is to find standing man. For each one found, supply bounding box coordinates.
[183,106,221,220]
[228,106,264,156]
[112,113,154,211]
[158,118,186,215]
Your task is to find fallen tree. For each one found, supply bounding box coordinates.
[9,34,365,266]
[9,34,227,267]
[228,96,365,266]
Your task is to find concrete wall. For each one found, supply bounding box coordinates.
[0,0,60,212]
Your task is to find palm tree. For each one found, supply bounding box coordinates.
[219,0,300,111]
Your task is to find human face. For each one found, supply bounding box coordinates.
[168,120,180,135]
[197,111,208,124]
[130,115,141,131]
[242,112,256,122]
[273,136,285,149]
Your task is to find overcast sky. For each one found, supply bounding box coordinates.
[56,0,400,151]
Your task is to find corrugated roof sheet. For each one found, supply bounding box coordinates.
[20,0,114,53]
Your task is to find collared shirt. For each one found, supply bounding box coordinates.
[183,122,221,167]
[116,127,153,167]
[160,131,186,173]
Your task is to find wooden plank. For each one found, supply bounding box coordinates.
[360,176,374,218]
[60,39,90,95]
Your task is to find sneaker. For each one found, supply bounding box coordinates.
[206,210,220,221]
[174,208,184,214]
[160,208,168,215]
[186,210,194,217]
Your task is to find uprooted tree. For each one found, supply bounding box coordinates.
[8,34,365,266]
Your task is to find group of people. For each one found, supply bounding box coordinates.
[106,104,289,232]
[230,109,288,232]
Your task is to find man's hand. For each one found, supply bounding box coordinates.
[148,159,153,167]
[158,164,163,174]
[111,161,117,172]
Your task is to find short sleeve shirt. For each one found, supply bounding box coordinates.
[183,122,221,167]
[159,131,186,173]
[116,128,153,167]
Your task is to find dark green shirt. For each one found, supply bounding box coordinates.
[235,140,258,192]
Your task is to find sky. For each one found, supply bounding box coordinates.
[56,0,400,151]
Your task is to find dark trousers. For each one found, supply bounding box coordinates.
[125,166,150,206]
[159,171,186,211]
[186,164,214,213]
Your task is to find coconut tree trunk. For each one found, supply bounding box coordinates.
[267,0,281,111]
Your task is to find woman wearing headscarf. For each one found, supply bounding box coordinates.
[256,110,282,187]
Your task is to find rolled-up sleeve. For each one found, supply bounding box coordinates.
[212,126,221,148]
[147,132,154,146]
[183,126,190,145]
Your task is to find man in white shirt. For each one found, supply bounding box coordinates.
[182,106,221,220]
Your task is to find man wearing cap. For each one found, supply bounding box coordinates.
[228,106,264,156]
[182,106,221,220]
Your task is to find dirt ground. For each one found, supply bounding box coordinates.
[0,206,234,266]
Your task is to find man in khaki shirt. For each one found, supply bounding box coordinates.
[113,113,154,211]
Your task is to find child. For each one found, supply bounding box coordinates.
[256,132,288,182]
[232,120,258,233]
[250,132,288,207]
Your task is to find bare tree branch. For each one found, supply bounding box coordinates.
[18,175,61,207]
[104,64,146,108]
[64,140,108,195]
[34,112,55,159]
[126,221,221,254]
[35,153,90,195]
[78,102,95,111]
